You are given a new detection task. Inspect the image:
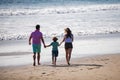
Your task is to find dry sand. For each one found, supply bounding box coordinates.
[0,54,120,80]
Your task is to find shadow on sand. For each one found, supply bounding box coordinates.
[48,64,103,68]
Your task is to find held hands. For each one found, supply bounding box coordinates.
[44,44,47,48]
[44,45,46,48]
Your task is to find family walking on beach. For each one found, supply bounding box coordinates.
[29,24,73,66]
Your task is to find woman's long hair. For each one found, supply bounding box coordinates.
[65,28,72,38]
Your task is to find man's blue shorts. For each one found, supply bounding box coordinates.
[32,44,41,53]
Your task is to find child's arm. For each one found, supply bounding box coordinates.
[45,42,53,48]
[45,44,51,47]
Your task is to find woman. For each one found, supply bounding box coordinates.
[60,28,74,65]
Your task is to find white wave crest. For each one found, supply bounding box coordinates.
[0,30,120,41]
[0,4,120,16]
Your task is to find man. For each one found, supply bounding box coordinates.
[29,24,45,66]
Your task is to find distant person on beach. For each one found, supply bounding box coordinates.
[29,24,45,66]
[60,28,74,65]
[45,37,59,65]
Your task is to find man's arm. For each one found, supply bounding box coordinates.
[29,35,32,45]
[41,37,45,48]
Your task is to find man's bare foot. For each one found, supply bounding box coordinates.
[33,62,36,66]
[38,63,41,65]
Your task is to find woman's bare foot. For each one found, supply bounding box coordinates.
[52,62,54,64]
[68,62,70,65]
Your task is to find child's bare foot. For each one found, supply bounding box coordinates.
[52,61,54,64]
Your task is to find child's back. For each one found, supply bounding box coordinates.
[51,41,59,51]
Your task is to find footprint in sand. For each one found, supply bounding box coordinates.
[42,72,46,74]
[87,67,94,70]
[87,66,101,70]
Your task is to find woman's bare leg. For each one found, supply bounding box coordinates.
[65,49,70,65]
[69,48,72,61]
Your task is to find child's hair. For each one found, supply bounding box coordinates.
[52,37,58,42]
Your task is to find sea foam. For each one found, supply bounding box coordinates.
[0,4,120,16]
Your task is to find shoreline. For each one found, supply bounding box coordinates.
[0,53,120,80]
[0,53,120,68]
[0,33,120,67]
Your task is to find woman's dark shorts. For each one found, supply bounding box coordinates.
[65,43,73,49]
[52,50,58,57]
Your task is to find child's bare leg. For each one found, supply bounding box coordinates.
[33,53,36,66]
[52,56,54,64]
[54,57,57,65]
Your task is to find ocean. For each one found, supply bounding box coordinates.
[0,0,120,40]
[0,0,120,66]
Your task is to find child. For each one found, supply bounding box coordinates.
[45,37,59,65]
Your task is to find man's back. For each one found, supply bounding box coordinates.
[31,30,43,44]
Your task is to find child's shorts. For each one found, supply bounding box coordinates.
[52,50,58,57]
[32,44,41,53]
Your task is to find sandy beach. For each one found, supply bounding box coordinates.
[0,53,120,80]
[0,0,120,80]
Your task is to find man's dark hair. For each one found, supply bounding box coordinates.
[36,25,40,30]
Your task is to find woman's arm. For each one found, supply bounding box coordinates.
[72,34,74,42]
[60,36,66,46]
